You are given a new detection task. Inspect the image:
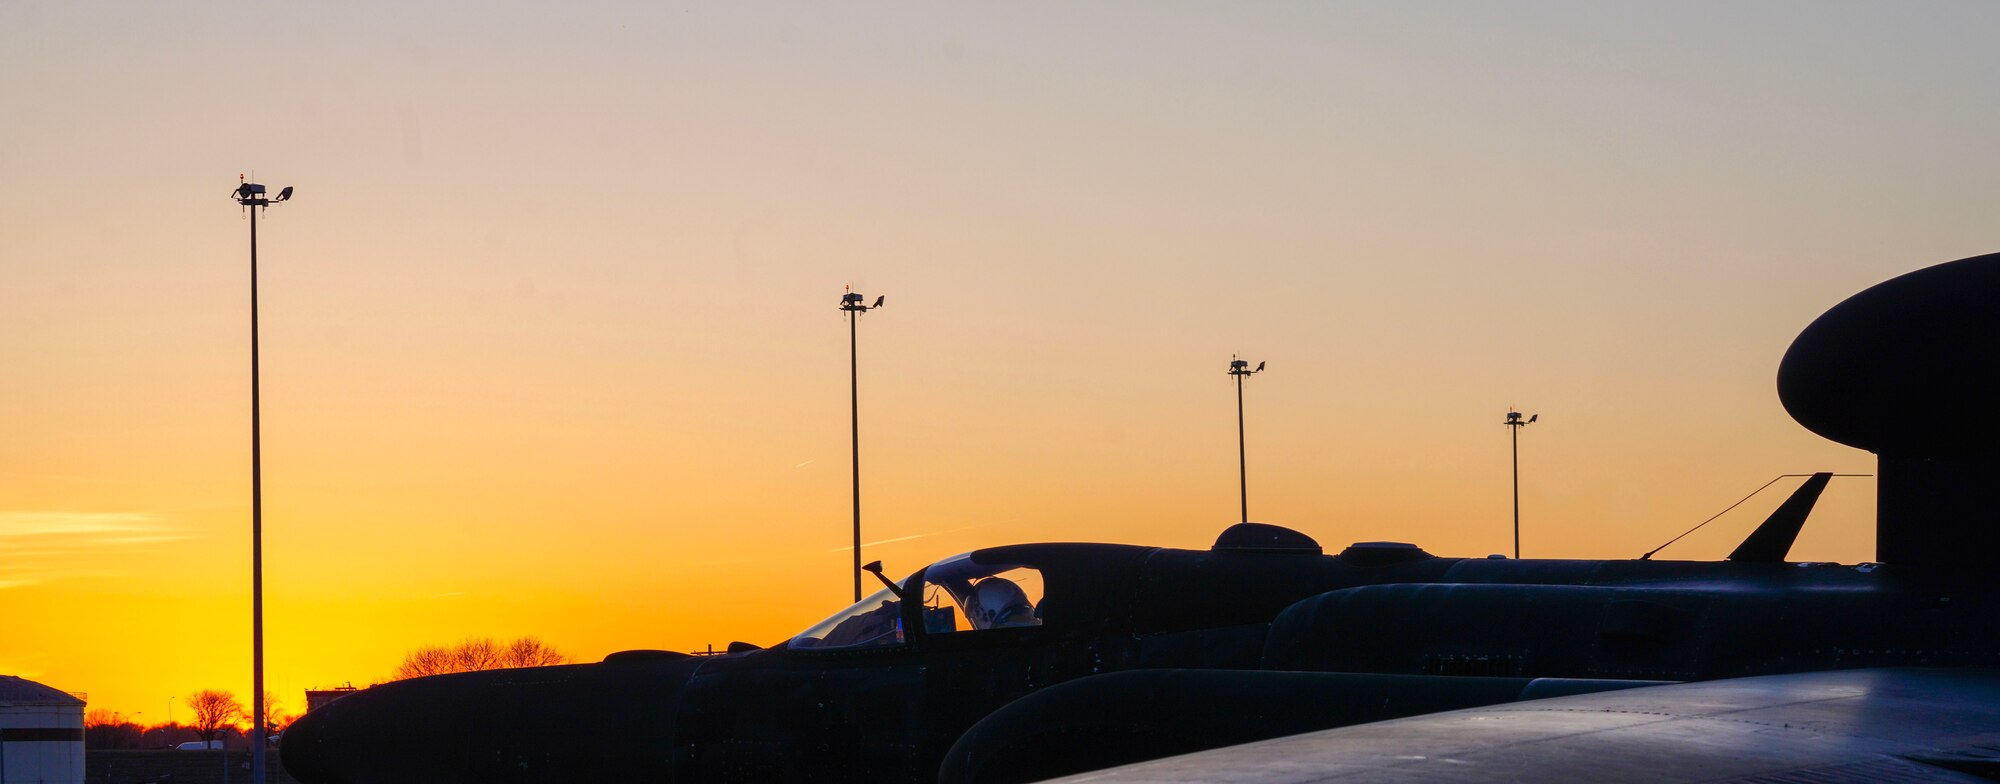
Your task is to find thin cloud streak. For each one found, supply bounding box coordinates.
[0,568,133,590]
[86,535,190,546]
[0,512,163,537]
[0,511,180,589]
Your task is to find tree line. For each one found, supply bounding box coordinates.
[391,635,569,680]
[83,636,570,750]
[82,689,282,751]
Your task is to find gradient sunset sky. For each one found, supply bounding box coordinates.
[4,2,1999,720]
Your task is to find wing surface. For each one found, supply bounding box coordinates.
[1053,668,2000,783]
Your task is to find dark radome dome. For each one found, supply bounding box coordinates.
[1212,522,1322,555]
[1778,252,2000,457]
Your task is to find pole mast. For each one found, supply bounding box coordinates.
[849,305,861,602]
[249,195,267,784]
[1505,410,1534,559]
[1227,356,1263,523]
[839,289,883,602]
[234,176,291,784]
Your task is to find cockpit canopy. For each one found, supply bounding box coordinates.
[788,553,1046,651]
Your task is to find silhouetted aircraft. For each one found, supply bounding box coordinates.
[283,252,2000,784]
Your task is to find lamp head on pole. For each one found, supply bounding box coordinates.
[840,286,881,314]
[1228,355,1264,377]
[232,177,294,210]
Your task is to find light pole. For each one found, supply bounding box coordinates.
[1505,409,1536,559]
[840,287,884,602]
[233,175,292,784]
[1227,356,1264,523]
[126,712,143,749]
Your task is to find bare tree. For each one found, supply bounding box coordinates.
[260,690,293,733]
[453,637,502,671]
[394,643,457,680]
[185,689,244,745]
[84,709,144,749]
[393,636,571,680]
[501,636,570,668]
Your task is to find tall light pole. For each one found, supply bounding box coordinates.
[840,287,884,602]
[1227,356,1264,522]
[234,175,292,784]
[1505,409,1536,559]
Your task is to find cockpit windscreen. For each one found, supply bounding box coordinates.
[788,584,907,651]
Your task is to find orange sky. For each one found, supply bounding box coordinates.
[4,3,1998,720]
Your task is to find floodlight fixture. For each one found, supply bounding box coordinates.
[233,174,292,211]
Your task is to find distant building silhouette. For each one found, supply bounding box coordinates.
[303,686,360,715]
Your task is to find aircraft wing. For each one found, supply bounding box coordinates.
[1051,668,2000,783]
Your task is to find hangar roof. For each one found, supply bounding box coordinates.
[0,675,84,707]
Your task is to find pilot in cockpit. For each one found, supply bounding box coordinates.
[966,577,1037,629]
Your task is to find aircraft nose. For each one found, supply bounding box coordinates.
[282,653,703,783]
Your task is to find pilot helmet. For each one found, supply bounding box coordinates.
[969,577,1033,628]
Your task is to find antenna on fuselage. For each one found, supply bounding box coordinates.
[1638,473,1871,561]
[1728,473,1834,562]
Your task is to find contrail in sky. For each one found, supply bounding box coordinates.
[827,522,996,553]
